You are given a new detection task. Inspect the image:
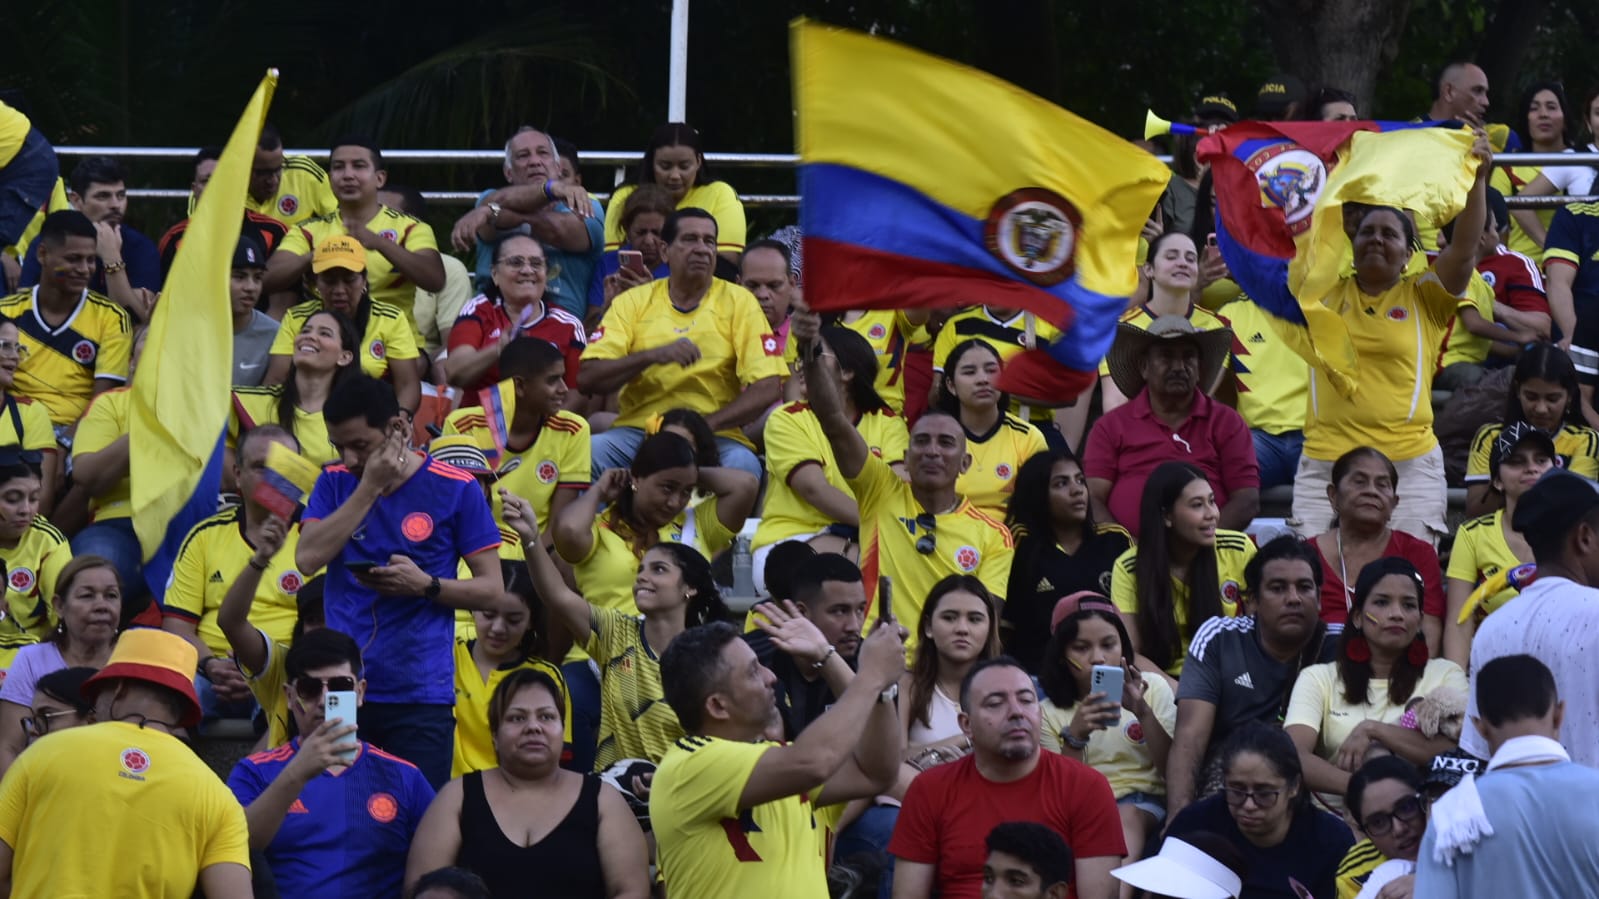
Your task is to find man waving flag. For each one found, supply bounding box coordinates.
[792,20,1169,401]
[132,71,278,595]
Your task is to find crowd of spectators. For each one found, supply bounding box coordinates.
[0,59,1596,899]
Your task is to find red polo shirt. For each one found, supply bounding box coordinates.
[1082,388,1258,534]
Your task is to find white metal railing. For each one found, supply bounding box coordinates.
[47,145,1599,210]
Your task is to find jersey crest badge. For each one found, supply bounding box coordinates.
[278,570,304,594]
[367,792,398,823]
[536,460,558,484]
[868,323,888,340]
[278,195,299,216]
[119,747,151,780]
[7,568,34,594]
[370,339,386,360]
[402,512,435,542]
[954,545,981,573]
[72,340,97,364]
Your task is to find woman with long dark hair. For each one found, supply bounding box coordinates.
[1340,756,1429,899]
[938,339,1047,518]
[1464,342,1599,516]
[1112,462,1256,680]
[1039,594,1174,885]
[1516,87,1599,244]
[752,326,906,592]
[553,432,756,614]
[1003,449,1130,672]
[508,489,726,771]
[1285,557,1465,804]
[230,309,360,469]
[1166,722,1354,899]
[1494,81,1576,254]
[603,123,745,267]
[902,575,1002,761]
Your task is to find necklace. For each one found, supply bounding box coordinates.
[1336,526,1389,611]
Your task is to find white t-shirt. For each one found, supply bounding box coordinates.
[1464,576,1599,765]
[1355,858,1414,899]
[1542,145,1599,198]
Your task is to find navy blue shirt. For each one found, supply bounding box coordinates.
[1166,794,1353,899]
[305,454,501,704]
[21,224,162,293]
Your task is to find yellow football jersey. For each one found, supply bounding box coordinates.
[278,205,440,321]
[605,181,747,255]
[1446,510,1527,618]
[840,311,929,416]
[0,103,28,168]
[588,606,682,769]
[0,517,69,667]
[249,155,337,227]
[567,501,734,619]
[451,639,571,777]
[583,279,787,447]
[1437,273,1496,370]
[755,403,908,549]
[933,308,1060,422]
[652,736,829,899]
[1223,297,1308,435]
[0,395,56,455]
[1465,422,1599,483]
[227,385,337,467]
[443,408,590,559]
[1111,529,1256,676]
[269,299,419,381]
[72,387,132,522]
[956,413,1048,520]
[162,506,315,656]
[850,454,1013,651]
[0,289,132,426]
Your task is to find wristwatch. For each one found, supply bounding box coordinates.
[424,576,442,600]
[486,202,502,224]
[878,683,899,704]
[1061,727,1090,751]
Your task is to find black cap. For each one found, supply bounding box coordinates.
[1511,468,1599,535]
[1194,94,1238,124]
[233,233,268,270]
[1489,421,1558,478]
[1255,74,1308,118]
[1424,748,1485,791]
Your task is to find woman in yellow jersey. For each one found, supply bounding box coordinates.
[452,560,570,778]
[1112,463,1256,682]
[0,318,57,513]
[752,326,908,591]
[1003,450,1132,673]
[1103,232,1230,411]
[554,432,756,613]
[505,488,728,771]
[1492,82,1574,254]
[1443,424,1554,668]
[0,451,68,666]
[406,669,650,899]
[1285,558,1466,806]
[0,556,120,774]
[228,309,358,480]
[1463,343,1599,516]
[837,309,929,417]
[604,123,745,266]
[1038,596,1174,890]
[939,340,1047,519]
[1291,129,1493,543]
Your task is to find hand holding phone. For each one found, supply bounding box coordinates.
[324,690,360,764]
[1090,664,1125,711]
[619,249,649,278]
[344,559,382,576]
[877,576,894,627]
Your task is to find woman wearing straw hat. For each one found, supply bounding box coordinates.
[1083,316,1258,536]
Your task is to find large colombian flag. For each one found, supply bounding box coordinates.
[793,20,1170,400]
[1198,122,1477,397]
[132,70,277,596]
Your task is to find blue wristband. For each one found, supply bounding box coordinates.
[543,180,556,201]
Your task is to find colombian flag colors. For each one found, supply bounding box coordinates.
[792,20,1170,399]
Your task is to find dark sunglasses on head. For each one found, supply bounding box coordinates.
[293,675,357,701]
[913,513,936,555]
[1362,793,1424,836]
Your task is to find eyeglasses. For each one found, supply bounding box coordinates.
[1362,793,1424,836]
[22,708,80,737]
[497,256,547,271]
[912,513,936,555]
[1223,786,1283,809]
[293,675,357,701]
[0,341,29,359]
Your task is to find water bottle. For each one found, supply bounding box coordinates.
[732,534,756,599]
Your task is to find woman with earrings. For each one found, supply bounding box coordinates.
[1284,557,1466,805]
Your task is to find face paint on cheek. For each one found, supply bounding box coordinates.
[1067,658,1085,671]
[1364,612,1381,626]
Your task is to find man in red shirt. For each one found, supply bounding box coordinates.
[1082,317,1258,535]
[887,657,1125,899]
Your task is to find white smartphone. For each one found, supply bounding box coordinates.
[325,690,360,762]
[1090,664,1124,703]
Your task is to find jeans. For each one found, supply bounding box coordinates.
[0,129,58,247]
[196,673,259,725]
[359,701,454,788]
[835,803,898,862]
[562,660,602,773]
[71,518,145,599]
[1251,428,1304,490]
[591,426,762,482]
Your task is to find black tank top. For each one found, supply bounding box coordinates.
[458,770,606,899]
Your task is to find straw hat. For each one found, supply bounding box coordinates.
[81,628,204,728]
[1104,315,1232,398]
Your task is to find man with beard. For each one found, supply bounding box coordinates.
[1164,536,1341,821]
[744,553,867,739]
[1084,316,1257,534]
[887,657,1125,899]
[795,309,1013,641]
[20,156,160,319]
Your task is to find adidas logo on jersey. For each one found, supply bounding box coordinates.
[1249,332,1266,343]
[208,571,224,584]
[1034,577,1055,592]
[288,799,309,814]
[1233,672,1255,689]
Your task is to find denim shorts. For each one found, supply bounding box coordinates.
[1118,791,1167,824]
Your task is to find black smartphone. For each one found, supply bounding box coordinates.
[344,559,382,575]
[877,575,894,626]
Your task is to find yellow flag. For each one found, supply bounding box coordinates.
[131,71,278,591]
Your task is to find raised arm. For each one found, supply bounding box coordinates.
[216,516,288,676]
[1434,129,1493,296]
[502,486,601,646]
[794,312,868,478]
[297,426,409,573]
[698,466,760,533]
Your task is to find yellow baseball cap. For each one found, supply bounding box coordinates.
[312,234,367,274]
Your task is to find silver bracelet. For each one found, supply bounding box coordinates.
[810,644,836,671]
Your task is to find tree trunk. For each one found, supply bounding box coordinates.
[1477,0,1553,111]
[1255,0,1416,116]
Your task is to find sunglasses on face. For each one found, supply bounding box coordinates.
[1362,793,1424,836]
[293,675,357,701]
[913,513,936,555]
